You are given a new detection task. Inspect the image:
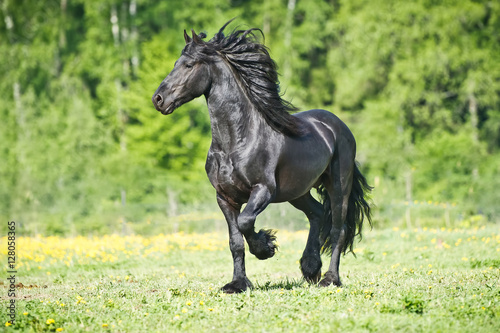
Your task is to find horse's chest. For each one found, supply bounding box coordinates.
[206,151,251,203]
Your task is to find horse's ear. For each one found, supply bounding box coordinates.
[191,29,203,44]
[184,30,192,44]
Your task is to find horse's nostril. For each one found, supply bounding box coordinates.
[154,94,163,106]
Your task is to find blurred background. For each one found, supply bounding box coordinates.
[1,0,499,236]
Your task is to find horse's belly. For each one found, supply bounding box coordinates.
[274,164,327,202]
[273,134,333,202]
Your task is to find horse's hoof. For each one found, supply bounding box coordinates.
[249,229,278,260]
[318,272,341,288]
[318,278,331,288]
[305,270,322,284]
[304,270,321,284]
[300,254,322,283]
[221,278,253,294]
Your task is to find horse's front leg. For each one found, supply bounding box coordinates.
[238,183,278,260]
[217,194,253,293]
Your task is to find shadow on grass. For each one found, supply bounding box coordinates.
[255,278,306,291]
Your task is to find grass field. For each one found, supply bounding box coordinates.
[1,225,499,332]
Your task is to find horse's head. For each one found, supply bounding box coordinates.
[152,30,212,115]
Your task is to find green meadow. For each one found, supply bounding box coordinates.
[2,225,498,332]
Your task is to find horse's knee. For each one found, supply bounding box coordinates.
[237,213,255,233]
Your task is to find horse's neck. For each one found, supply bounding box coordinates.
[205,62,271,152]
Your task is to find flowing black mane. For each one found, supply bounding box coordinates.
[188,22,304,137]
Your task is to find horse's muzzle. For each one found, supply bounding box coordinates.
[152,93,175,115]
[153,93,163,108]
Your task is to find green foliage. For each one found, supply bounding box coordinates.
[401,293,426,314]
[0,0,499,233]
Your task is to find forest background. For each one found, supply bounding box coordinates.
[1,0,499,235]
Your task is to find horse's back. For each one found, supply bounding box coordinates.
[293,109,355,143]
[294,109,356,156]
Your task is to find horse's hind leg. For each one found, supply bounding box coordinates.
[319,153,354,287]
[319,193,350,287]
[290,193,323,283]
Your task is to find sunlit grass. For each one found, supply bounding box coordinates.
[1,226,499,332]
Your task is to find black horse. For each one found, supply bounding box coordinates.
[152,21,372,293]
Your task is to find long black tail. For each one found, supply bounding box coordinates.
[319,162,373,255]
